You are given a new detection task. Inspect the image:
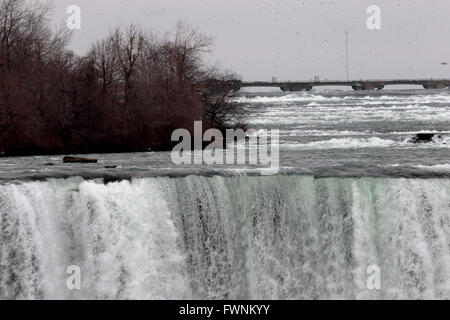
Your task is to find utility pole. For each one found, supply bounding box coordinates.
[346,31,349,81]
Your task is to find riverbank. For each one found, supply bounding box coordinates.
[0,1,240,159]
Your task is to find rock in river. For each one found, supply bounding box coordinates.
[63,156,98,164]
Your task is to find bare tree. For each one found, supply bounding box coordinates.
[0,3,240,155]
[89,37,120,96]
[111,25,145,106]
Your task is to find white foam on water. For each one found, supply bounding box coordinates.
[237,93,450,105]
[412,164,450,172]
[1,176,450,299]
[236,94,343,104]
[280,135,450,150]
[282,137,398,149]
[0,178,190,299]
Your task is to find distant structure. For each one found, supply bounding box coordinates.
[314,75,320,82]
[272,76,278,83]
[225,79,450,92]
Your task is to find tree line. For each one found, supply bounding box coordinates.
[0,0,240,155]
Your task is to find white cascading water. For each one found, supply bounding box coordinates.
[0,175,449,300]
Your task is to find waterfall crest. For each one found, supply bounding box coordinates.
[1,176,449,299]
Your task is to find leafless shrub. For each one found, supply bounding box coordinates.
[0,0,240,155]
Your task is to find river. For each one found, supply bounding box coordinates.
[0,89,449,299]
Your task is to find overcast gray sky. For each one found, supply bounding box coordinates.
[48,0,450,81]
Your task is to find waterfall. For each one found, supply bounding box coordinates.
[1,175,449,299]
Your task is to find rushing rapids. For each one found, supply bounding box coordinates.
[1,175,449,300]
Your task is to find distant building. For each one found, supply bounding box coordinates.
[272,76,278,83]
[314,75,320,82]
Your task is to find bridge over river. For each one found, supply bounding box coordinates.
[229,79,450,91]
